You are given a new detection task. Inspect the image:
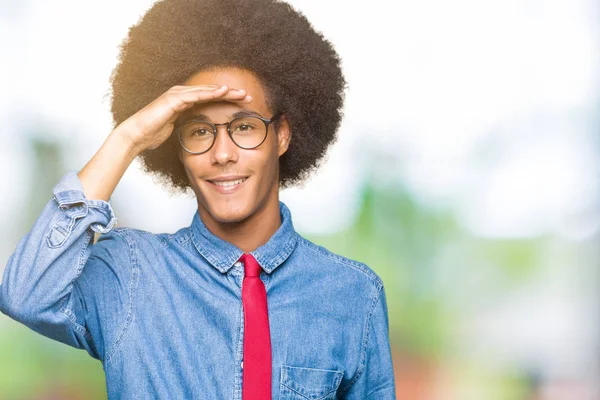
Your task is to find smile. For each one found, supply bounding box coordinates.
[207,177,248,193]
[212,178,246,187]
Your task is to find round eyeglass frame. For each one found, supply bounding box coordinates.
[176,112,283,155]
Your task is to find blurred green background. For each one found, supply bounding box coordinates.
[1,138,598,398]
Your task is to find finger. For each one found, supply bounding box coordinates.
[177,86,250,102]
[184,85,248,95]
[209,89,253,103]
[223,95,253,103]
[202,87,250,102]
[168,87,253,113]
[174,84,223,92]
[179,85,246,95]
[175,85,230,102]
[166,86,230,109]
[219,89,251,100]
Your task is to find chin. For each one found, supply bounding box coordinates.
[204,202,253,224]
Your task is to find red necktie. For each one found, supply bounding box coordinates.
[240,253,272,399]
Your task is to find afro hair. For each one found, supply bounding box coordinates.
[109,0,347,193]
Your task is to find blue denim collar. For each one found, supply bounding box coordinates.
[190,201,299,274]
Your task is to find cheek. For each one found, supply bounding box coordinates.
[180,156,193,175]
[265,150,282,185]
[248,152,277,188]
[180,154,207,184]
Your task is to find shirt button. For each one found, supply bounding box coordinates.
[234,261,242,267]
[241,361,243,369]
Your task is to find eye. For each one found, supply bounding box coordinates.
[231,117,261,134]
[191,128,210,136]
[182,121,214,138]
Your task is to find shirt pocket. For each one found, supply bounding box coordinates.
[279,365,344,400]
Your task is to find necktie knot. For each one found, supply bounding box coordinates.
[240,253,261,277]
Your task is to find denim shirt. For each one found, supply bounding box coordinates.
[0,171,397,400]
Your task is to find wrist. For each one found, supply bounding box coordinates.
[109,128,144,160]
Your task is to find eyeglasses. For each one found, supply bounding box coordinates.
[175,112,282,155]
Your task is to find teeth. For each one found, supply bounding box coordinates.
[212,178,246,187]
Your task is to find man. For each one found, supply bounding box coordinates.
[0,0,396,398]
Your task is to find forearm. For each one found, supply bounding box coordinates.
[77,128,141,202]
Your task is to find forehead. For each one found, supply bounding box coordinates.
[182,66,270,119]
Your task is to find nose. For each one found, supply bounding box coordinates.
[210,123,238,165]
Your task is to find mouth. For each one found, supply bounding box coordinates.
[206,177,249,194]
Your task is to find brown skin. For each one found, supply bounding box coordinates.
[178,67,292,253]
[77,83,252,203]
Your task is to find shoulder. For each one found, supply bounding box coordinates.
[80,225,181,288]
[75,228,144,309]
[295,235,384,292]
[93,225,187,250]
[88,226,196,270]
[83,227,161,275]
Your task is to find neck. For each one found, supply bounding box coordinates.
[198,188,281,254]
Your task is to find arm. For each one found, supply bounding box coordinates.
[0,130,139,360]
[340,285,397,399]
[0,84,248,361]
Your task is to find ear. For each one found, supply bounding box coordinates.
[276,114,292,157]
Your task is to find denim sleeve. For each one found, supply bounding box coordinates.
[0,170,126,362]
[341,284,397,399]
